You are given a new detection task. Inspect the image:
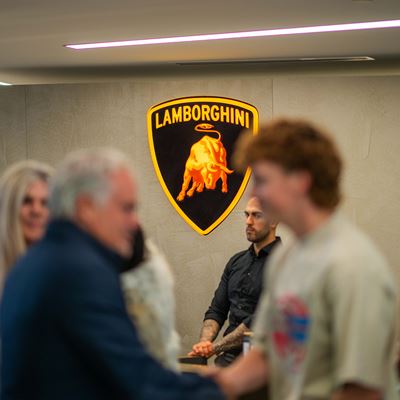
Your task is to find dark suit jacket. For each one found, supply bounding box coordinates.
[1,220,224,400]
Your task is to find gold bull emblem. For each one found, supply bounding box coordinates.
[177,123,234,202]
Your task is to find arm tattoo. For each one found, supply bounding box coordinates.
[212,323,250,354]
[199,319,220,342]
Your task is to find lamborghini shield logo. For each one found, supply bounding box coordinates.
[147,96,259,235]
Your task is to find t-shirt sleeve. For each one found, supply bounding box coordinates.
[326,255,397,390]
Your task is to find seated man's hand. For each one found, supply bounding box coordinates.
[188,340,215,358]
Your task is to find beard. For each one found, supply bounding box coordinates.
[246,228,270,244]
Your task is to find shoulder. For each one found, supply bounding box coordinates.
[36,236,120,295]
[144,240,174,287]
[228,249,248,264]
[122,240,175,303]
[331,218,389,272]
[326,218,397,295]
[223,249,249,272]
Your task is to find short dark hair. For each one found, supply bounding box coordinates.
[234,118,343,210]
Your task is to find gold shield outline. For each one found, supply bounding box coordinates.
[147,96,259,235]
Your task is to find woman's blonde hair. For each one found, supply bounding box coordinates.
[0,160,53,275]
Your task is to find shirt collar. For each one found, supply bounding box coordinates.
[46,219,126,271]
[249,236,281,258]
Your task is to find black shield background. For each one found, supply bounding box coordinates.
[149,98,257,233]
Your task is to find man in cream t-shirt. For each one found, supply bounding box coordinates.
[252,212,398,400]
[212,118,399,400]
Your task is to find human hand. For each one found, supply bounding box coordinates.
[188,340,215,358]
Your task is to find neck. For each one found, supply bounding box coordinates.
[253,230,277,255]
[290,204,333,238]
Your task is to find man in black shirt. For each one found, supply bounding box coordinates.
[189,197,281,366]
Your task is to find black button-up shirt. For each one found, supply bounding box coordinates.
[204,237,281,338]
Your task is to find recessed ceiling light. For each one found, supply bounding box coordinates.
[65,19,400,50]
[176,56,375,66]
[0,81,12,86]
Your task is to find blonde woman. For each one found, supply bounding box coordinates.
[0,160,53,283]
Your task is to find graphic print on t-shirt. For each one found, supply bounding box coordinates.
[272,293,310,373]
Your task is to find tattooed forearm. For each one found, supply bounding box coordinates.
[212,323,250,354]
[199,319,221,342]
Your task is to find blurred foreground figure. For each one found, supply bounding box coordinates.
[1,148,224,400]
[213,119,399,400]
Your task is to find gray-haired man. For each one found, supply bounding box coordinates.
[1,148,225,400]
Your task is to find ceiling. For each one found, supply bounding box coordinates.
[1,0,400,84]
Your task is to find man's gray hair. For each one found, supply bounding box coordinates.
[49,147,134,219]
